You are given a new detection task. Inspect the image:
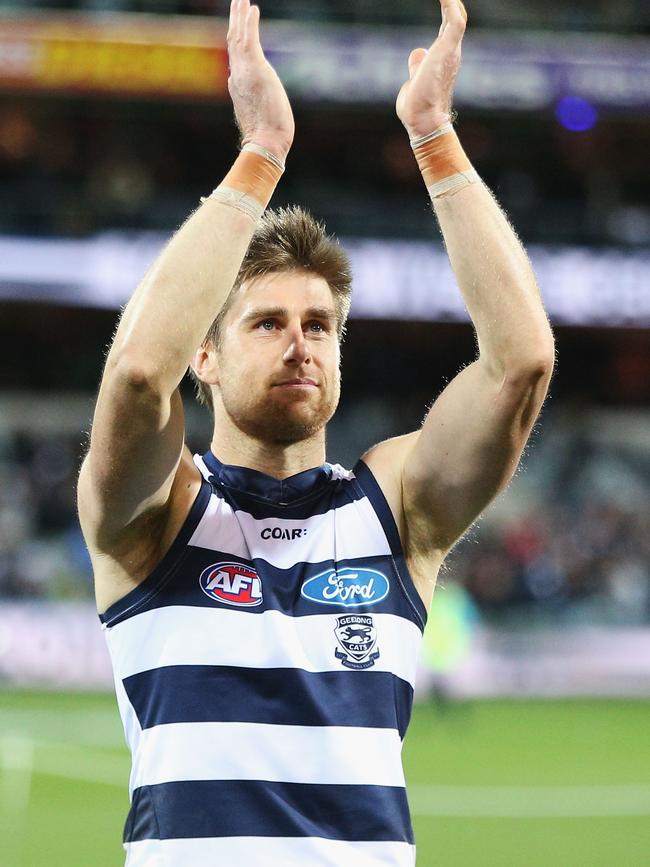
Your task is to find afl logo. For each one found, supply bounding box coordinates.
[199,562,263,607]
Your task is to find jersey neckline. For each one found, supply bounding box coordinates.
[201,450,334,505]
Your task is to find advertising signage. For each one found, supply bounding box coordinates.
[0,13,647,109]
[0,14,228,99]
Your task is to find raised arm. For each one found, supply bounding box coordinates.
[366,0,554,598]
[78,0,293,555]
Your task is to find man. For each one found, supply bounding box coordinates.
[78,0,554,864]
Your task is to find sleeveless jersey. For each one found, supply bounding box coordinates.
[100,449,427,867]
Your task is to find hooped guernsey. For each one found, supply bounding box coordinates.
[100,449,428,866]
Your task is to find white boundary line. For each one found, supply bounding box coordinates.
[3,739,128,789]
[27,761,126,788]
[0,734,35,813]
[0,708,126,750]
[4,739,650,818]
[408,783,650,818]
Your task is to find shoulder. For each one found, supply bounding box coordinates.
[359,430,449,556]
[357,432,417,554]
[358,432,419,505]
[87,445,203,613]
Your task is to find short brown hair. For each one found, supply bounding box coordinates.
[189,205,353,413]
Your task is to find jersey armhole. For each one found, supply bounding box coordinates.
[352,458,428,629]
[99,477,213,628]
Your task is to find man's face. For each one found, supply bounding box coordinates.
[212,270,342,445]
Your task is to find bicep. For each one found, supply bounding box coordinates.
[402,358,552,550]
[78,361,186,545]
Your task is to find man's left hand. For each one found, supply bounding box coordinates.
[396,0,467,139]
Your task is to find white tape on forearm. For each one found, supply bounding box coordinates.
[200,185,264,221]
[427,168,480,199]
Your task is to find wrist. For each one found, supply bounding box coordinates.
[201,145,284,220]
[411,124,479,200]
[404,111,455,142]
[241,132,291,165]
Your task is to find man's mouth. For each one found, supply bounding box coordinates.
[273,378,318,388]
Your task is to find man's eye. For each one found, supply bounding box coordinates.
[308,321,325,332]
[259,319,276,330]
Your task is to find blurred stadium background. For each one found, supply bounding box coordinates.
[1,0,650,865]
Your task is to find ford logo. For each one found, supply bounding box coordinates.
[301,567,389,607]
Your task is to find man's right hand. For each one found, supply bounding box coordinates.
[227,0,295,163]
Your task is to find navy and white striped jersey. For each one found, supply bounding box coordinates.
[100,449,427,867]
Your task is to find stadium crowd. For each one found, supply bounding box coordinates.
[1,0,647,31]
[1,102,648,248]
[1,0,648,632]
[2,425,648,625]
[449,499,650,624]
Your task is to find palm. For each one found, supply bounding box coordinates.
[227,0,295,161]
[396,0,467,139]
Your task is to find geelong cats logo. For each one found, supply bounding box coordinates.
[199,562,263,607]
[334,614,380,670]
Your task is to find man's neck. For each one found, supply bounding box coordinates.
[210,427,326,480]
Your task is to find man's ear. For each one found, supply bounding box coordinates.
[191,344,220,387]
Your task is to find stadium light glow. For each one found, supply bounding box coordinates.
[555,95,598,132]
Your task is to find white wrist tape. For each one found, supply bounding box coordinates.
[200,185,264,221]
[200,141,285,217]
[409,123,455,148]
[410,123,480,200]
[241,142,285,173]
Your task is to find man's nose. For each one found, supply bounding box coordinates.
[282,324,311,365]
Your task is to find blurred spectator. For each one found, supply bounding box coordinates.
[0,0,648,30]
[450,497,650,624]
[0,100,648,245]
[1,410,649,627]
[0,431,92,599]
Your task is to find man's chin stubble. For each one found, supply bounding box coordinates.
[216,378,340,444]
[227,400,332,446]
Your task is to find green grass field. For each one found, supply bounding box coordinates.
[1,691,649,866]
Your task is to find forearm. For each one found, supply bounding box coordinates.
[433,176,554,375]
[108,195,258,390]
[105,0,295,395]
[396,0,553,376]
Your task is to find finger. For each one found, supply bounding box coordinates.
[407,47,428,79]
[235,0,249,44]
[228,0,237,41]
[228,0,243,44]
[439,0,467,39]
[244,3,265,59]
[440,0,467,21]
